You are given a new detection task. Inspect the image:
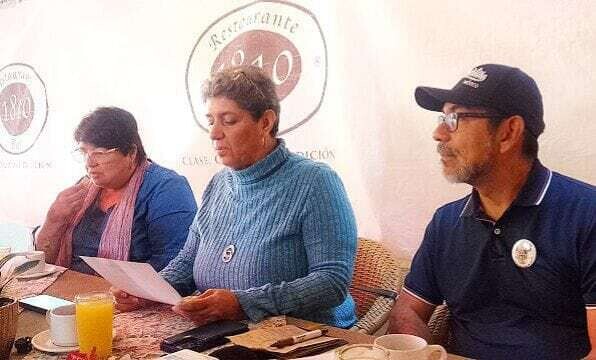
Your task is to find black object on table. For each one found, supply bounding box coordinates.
[160,320,249,353]
[209,345,273,360]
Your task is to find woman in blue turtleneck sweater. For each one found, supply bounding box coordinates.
[113,65,357,328]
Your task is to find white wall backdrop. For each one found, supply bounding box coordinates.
[1,0,594,258]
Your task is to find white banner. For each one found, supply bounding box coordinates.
[1,0,595,257]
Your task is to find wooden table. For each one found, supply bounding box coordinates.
[15,270,466,359]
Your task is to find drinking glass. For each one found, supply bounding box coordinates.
[75,292,114,359]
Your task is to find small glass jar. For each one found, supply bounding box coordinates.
[336,344,390,360]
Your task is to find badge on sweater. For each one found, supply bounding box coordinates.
[222,244,235,263]
[511,239,537,268]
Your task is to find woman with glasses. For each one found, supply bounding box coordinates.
[35,107,197,274]
[113,66,358,329]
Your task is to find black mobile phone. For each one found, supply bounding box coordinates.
[19,294,74,314]
[160,320,249,353]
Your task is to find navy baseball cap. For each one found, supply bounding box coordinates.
[415,64,544,137]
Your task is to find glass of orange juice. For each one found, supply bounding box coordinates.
[75,292,115,360]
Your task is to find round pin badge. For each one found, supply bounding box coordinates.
[511,239,537,268]
[221,244,235,263]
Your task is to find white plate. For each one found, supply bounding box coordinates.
[16,264,58,279]
[31,329,79,353]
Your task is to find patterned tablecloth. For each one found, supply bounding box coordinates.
[20,304,197,360]
[2,267,196,359]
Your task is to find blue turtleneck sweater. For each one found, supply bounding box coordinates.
[160,140,357,328]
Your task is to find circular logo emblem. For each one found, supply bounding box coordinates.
[186,0,327,135]
[221,244,236,263]
[0,63,48,154]
[511,239,537,268]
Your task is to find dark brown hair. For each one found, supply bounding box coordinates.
[74,107,147,164]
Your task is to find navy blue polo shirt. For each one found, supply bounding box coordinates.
[404,160,596,359]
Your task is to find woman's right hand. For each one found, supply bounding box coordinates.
[46,181,89,223]
[111,287,152,312]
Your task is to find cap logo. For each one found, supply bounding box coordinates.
[465,67,488,82]
[462,67,488,89]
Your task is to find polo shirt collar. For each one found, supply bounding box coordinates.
[513,160,553,207]
[459,191,481,218]
[460,160,553,218]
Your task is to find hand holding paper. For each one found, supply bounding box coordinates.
[81,256,181,305]
[172,289,244,326]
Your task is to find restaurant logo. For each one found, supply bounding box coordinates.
[0,63,48,154]
[186,0,327,135]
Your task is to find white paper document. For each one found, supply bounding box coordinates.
[81,256,182,305]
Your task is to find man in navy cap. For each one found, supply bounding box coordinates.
[388,64,596,359]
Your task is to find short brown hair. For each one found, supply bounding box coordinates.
[201,65,280,136]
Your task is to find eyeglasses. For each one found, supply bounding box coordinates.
[71,147,118,164]
[230,69,266,100]
[438,112,505,132]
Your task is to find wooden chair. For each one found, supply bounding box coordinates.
[349,238,410,334]
[349,238,453,344]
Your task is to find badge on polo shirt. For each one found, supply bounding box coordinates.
[511,239,537,268]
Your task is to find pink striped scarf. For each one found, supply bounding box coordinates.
[56,160,150,267]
